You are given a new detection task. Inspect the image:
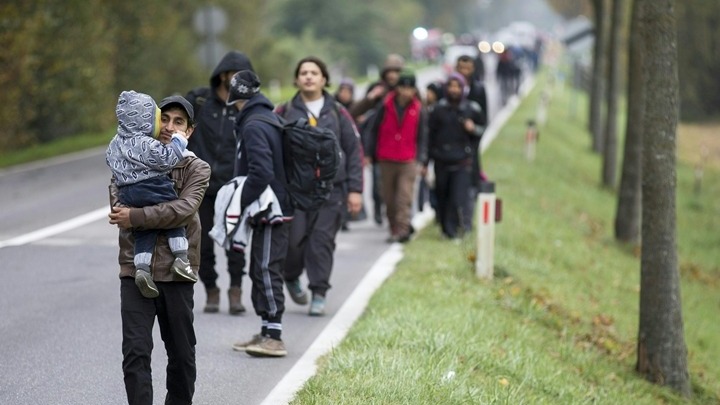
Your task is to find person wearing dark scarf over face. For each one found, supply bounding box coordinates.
[185,51,254,315]
[423,73,485,239]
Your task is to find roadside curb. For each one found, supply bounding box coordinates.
[261,75,536,404]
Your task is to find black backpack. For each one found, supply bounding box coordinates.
[185,87,211,118]
[249,114,341,211]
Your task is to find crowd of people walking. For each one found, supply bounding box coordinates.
[107,48,493,404]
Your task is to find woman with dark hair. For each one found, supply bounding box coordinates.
[276,56,364,316]
[334,78,356,111]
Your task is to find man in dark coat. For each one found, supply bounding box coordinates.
[226,70,293,357]
[185,51,254,315]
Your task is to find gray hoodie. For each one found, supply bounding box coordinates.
[106,91,188,186]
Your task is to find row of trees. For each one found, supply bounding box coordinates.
[550,0,691,397]
[0,0,479,152]
[550,0,720,122]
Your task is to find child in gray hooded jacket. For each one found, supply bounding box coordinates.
[106,90,197,298]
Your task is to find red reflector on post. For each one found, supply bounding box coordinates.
[483,201,490,224]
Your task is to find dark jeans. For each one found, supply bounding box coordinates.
[434,162,473,238]
[119,176,185,258]
[371,164,383,220]
[197,195,246,288]
[248,222,289,323]
[120,278,196,405]
[284,187,345,297]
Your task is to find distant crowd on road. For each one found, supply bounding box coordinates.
[105,47,497,404]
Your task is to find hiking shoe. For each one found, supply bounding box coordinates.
[171,257,198,282]
[245,336,287,357]
[309,294,326,316]
[228,286,246,315]
[232,334,263,352]
[135,269,159,298]
[285,279,308,305]
[204,287,220,313]
[396,233,412,243]
[374,211,383,225]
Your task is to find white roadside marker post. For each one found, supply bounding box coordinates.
[475,181,496,280]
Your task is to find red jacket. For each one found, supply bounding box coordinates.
[375,92,424,162]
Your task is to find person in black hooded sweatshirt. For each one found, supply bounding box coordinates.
[423,73,485,239]
[185,51,254,315]
[226,70,294,358]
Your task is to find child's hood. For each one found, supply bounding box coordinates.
[115,90,159,139]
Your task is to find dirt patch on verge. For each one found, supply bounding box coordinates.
[678,123,720,170]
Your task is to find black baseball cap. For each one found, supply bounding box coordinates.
[158,95,194,124]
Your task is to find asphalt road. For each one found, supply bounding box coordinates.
[0,61,510,405]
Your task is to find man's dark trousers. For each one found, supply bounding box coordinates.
[121,278,196,405]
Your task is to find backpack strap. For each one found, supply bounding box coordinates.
[186,87,211,119]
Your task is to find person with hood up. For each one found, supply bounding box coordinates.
[334,77,356,111]
[185,51,254,315]
[334,77,365,230]
[106,91,199,299]
[225,70,294,358]
[423,73,485,239]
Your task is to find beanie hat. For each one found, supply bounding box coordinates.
[158,95,194,124]
[396,72,416,88]
[381,53,405,77]
[426,81,444,99]
[226,70,261,105]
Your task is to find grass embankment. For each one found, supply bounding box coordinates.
[0,130,113,169]
[291,74,720,404]
[0,89,299,169]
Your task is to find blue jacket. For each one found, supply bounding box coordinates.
[232,93,294,216]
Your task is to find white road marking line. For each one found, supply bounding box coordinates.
[0,207,108,249]
[261,74,533,404]
[260,210,435,405]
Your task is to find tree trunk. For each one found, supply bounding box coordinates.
[589,0,608,153]
[615,0,644,242]
[601,0,624,187]
[636,0,691,397]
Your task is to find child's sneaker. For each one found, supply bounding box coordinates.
[171,257,198,282]
[135,269,159,298]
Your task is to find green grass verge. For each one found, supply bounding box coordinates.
[0,130,113,169]
[0,87,307,169]
[290,71,720,404]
